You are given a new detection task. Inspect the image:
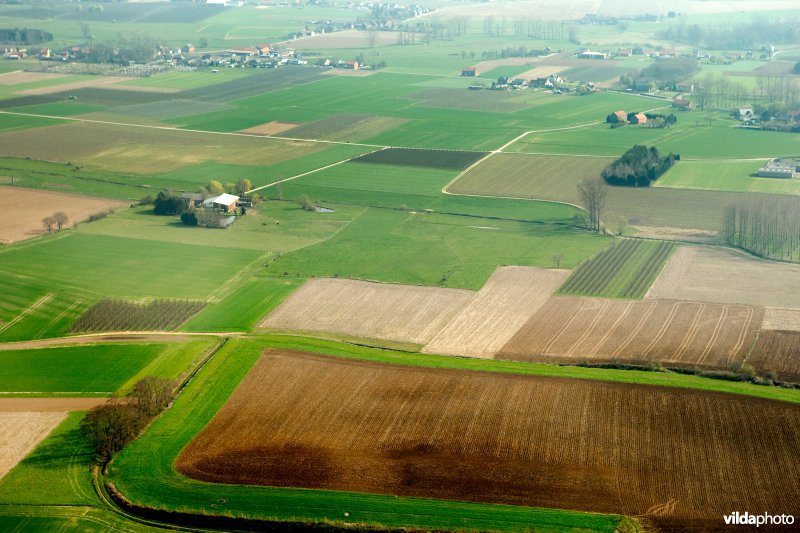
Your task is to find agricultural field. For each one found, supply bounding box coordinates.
[558,239,675,299]
[647,246,800,308]
[762,308,800,331]
[70,299,206,332]
[499,296,763,372]
[260,278,474,345]
[0,187,124,244]
[748,330,800,382]
[351,147,488,170]
[656,159,800,195]
[177,350,800,531]
[262,208,610,289]
[279,113,406,143]
[0,412,65,480]
[423,266,568,358]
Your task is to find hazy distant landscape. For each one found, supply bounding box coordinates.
[1,0,799,531]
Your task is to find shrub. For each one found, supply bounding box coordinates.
[180,211,198,226]
[296,194,317,212]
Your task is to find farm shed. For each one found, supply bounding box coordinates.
[612,110,627,123]
[461,66,478,77]
[203,193,240,212]
[758,159,798,179]
[577,50,609,60]
[631,113,648,125]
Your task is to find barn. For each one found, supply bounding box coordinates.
[203,193,240,213]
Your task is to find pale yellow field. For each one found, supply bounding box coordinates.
[0,412,65,480]
[647,246,800,309]
[0,71,66,85]
[239,121,299,136]
[423,266,569,358]
[259,278,475,345]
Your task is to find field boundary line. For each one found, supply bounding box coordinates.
[0,293,52,335]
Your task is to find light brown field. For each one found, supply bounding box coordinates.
[498,296,763,372]
[748,330,800,382]
[0,412,65,479]
[0,398,107,412]
[763,308,800,331]
[238,121,299,136]
[259,278,474,345]
[514,65,566,80]
[0,122,324,173]
[177,351,800,530]
[17,76,136,95]
[647,246,800,308]
[0,71,66,85]
[422,266,569,358]
[0,187,125,244]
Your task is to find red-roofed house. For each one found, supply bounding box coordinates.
[631,113,648,125]
[613,110,627,123]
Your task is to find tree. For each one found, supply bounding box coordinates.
[80,399,146,461]
[129,377,175,418]
[236,178,252,196]
[577,178,607,233]
[42,216,55,234]
[296,194,317,212]
[205,180,224,196]
[367,29,377,49]
[551,252,564,268]
[53,212,69,231]
[180,211,198,226]
[153,191,188,216]
[198,35,209,48]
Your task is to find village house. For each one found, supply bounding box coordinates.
[630,113,648,125]
[735,107,754,120]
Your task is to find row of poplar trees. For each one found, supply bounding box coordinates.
[723,196,800,261]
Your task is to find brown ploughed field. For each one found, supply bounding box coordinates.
[748,330,800,382]
[177,350,800,530]
[498,296,763,371]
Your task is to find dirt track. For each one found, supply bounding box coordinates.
[177,351,800,531]
[0,398,107,412]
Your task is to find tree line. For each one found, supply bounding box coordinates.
[602,145,678,187]
[0,28,52,44]
[658,18,800,49]
[723,197,800,261]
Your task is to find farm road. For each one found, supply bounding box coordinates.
[0,331,235,351]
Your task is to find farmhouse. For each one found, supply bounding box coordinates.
[203,193,240,212]
[758,158,799,179]
[735,107,754,120]
[577,50,609,60]
[461,66,478,77]
[631,113,648,125]
[612,110,627,123]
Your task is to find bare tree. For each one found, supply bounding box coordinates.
[53,212,69,231]
[42,216,56,234]
[551,252,564,268]
[577,178,607,233]
[367,28,377,49]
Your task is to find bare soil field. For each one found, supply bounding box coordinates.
[259,278,474,345]
[647,246,800,308]
[748,330,800,382]
[0,71,66,85]
[238,121,299,136]
[0,412,65,479]
[17,76,136,95]
[0,398,107,412]
[763,308,800,331]
[177,351,800,530]
[499,296,763,372]
[423,266,569,358]
[515,65,567,80]
[0,187,124,244]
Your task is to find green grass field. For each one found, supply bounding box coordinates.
[183,277,302,332]
[558,239,675,299]
[0,344,163,394]
[0,232,262,299]
[656,159,800,194]
[264,207,611,289]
